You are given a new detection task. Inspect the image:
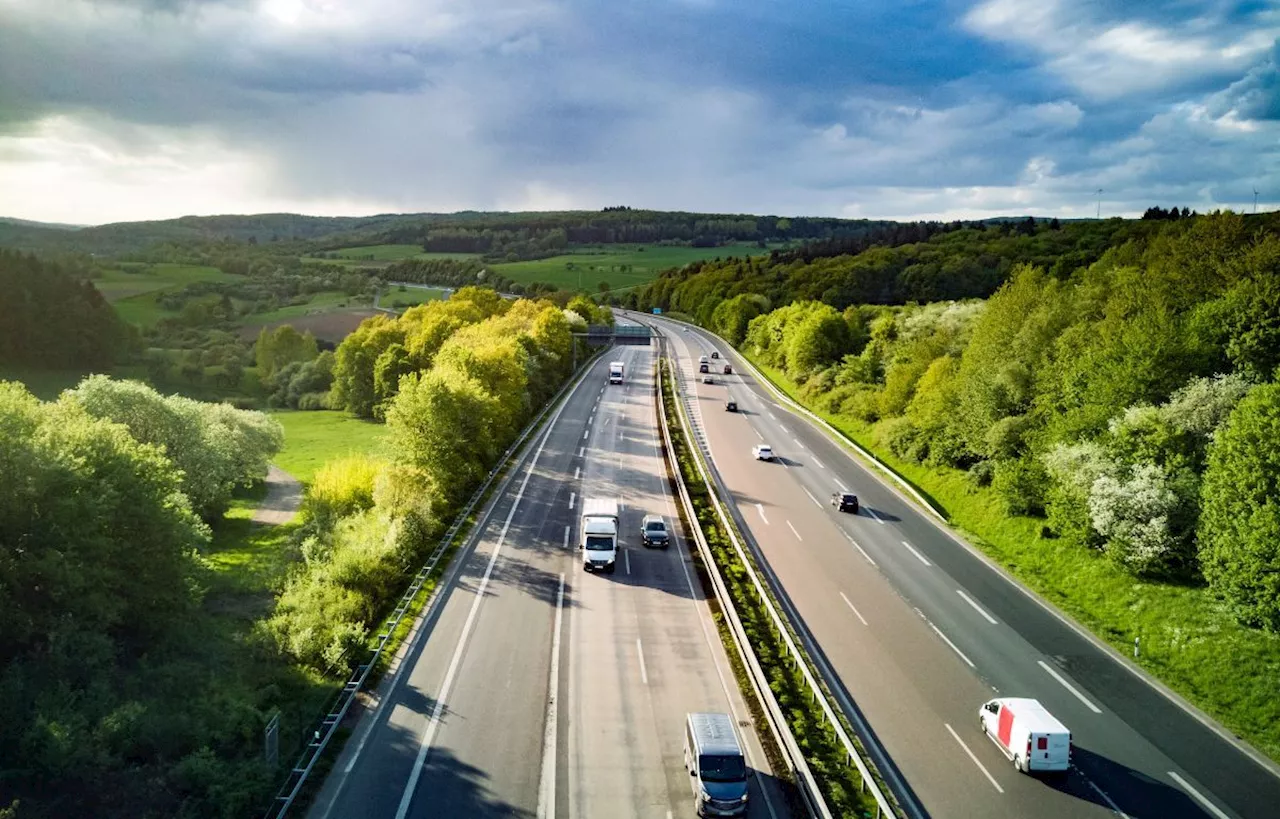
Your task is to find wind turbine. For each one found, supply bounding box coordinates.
[1255,186,1260,214]
[1095,188,1104,219]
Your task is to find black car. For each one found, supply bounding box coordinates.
[725,400,737,412]
[831,492,859,513]
[641,515,670,548]
[699,362,710,373]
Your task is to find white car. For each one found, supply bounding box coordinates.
[752,444,774,461]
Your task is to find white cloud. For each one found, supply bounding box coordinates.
[0,114,392,222]
[964,0,1279,99]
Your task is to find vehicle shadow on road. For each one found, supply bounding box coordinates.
[1058,746,1209,818]
[453,550,581,611]
[857,506,900,522]
[415,744,534,818]
[748,767,808,818]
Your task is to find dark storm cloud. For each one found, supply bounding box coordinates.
[0,0,1276,223]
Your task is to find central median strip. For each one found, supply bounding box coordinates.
[657,356,901,819]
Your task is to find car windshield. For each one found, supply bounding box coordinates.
[699,754,747,782]
[585,535,613,551]
[645,521,666,533]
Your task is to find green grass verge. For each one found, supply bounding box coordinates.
[270,410,390,485]
[660,360,890,818]
[741,351,1280,764]
[492,244,773,291]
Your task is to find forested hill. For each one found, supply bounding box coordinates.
[630,212,1280,320]
[0,208,904,259]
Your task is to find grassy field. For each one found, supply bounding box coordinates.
[303,245,480,265]
[378,284,449,309]
[93,262,238,303]
[105,263,241,326]
[743,354,1280,763]
[270,410,389,484]
[238,291,368,327]
[492,243,772,292]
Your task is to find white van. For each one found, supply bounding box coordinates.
[978,697,1071,774]
[684,713,748,816]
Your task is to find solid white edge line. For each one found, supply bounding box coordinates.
[867,507,885,525]
[636,638,648,685]
[930,623,975,668]
[568,492,575,510]
[839,592,868,626]
[956,589,998,625]
[802,487,823,509]
[786,520,803,541]
[754,427,764,440]
[842,532,877,566]
[944,723,1004,793]
[812,455,825,470]
[756,503,769,524]
[1038,661,1103,714]
[901,540,933,567]
[394,403,558,819]
[536,573,566,819]
[1167,771,1230,819]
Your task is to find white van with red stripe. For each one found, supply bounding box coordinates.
[979,697,1071,774]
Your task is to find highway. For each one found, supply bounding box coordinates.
[637,311,1280,819]
[307,340,791,819]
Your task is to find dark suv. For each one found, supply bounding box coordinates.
[641,514,670,548]
[831,492,859,513]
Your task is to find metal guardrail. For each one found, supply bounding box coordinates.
[652,323,900,819]
[653,339,832,819]
[263,346,607,819]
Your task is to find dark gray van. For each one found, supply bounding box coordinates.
[684,712,749,816]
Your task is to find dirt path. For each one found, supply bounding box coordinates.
[253,465,302,525]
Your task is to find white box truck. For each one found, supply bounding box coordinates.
[979,697,1071,774]
[581,498,620,573]
[609,361,625,384]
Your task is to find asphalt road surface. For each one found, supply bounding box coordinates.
[307,342,792,819]
[637,311,1280,819]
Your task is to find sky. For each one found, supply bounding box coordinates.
[0,0,1276,225]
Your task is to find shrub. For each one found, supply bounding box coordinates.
[877,416,927,463]
[1199,383,1280,629]
[1042,442,1116,548]
[302,455,384,529]
[967,460,996,488]
[992,457,1048,516]
[1088,463,1198,576]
